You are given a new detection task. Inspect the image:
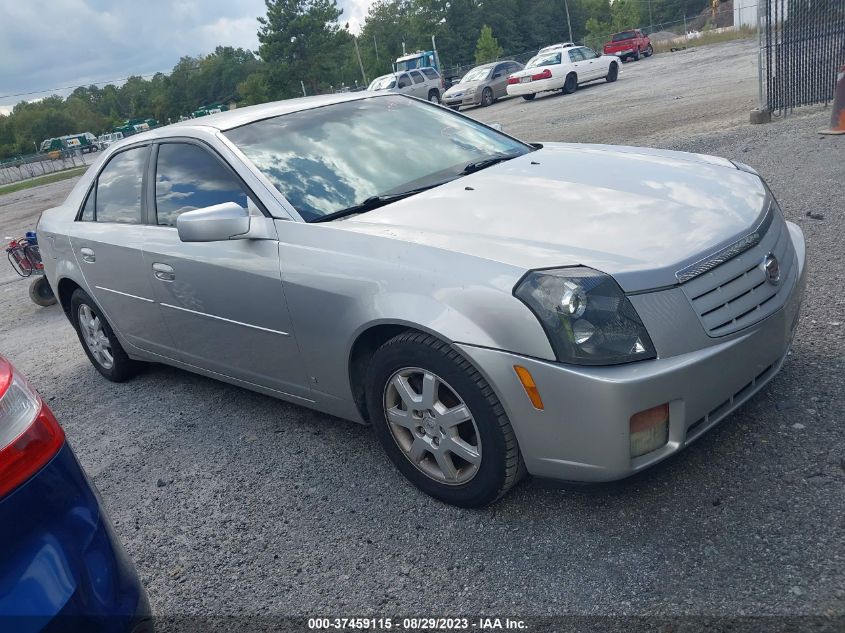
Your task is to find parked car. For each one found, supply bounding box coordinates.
[367,68,443,103]
[507,45,620,100]
[604,29,653,61]
[38,93,806,507]
[442,60,524,110]
[0,355,151,631]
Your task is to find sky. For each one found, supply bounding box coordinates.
[0,0,374,114]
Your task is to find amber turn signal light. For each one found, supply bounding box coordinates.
[513,365,544,410]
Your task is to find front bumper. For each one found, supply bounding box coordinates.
[442,93,479,107]
[456,224,806,483]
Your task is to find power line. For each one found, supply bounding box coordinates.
[0,70,171,101]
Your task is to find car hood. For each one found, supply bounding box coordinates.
[445,81,485,95]
[332,143,769,292]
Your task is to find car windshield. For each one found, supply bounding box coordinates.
[368,75,396,90]
[224,95,530,222]
[526,52,561,68]
[612,31,637,41]
[461,67,492,82]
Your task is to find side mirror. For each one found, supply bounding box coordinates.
[177,202,250,242]
[493,73,502,79]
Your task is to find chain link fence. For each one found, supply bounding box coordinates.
[0,151,96,187]
[440,12,734,82]
[760,0,845,113]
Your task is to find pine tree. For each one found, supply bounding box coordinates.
[474,25,503,64]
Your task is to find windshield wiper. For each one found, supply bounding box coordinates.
[311,182,449,223]
[460,152,521,175]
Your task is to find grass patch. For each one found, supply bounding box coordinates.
[653,26,757,54]
[0,166,88,197]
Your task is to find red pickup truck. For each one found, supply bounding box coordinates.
[603,29,653,62]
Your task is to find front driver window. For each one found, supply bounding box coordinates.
[154,143,249,227]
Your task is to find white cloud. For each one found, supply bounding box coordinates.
[0,0,377,107]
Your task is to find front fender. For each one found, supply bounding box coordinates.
[276,220,554,403]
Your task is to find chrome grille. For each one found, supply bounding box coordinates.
[679,207,796,337]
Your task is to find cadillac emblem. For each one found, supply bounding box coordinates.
[762,253,781,285]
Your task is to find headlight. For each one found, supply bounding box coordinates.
[514,267,656,365]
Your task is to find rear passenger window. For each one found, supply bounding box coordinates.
[155,143,248,227]
[95,146,147,224]
[421,68,438,80]
[569,49,585,62]
[410,71,425,84]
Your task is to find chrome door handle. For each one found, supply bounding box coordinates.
[152,262,175,281]
[79,247,95,263]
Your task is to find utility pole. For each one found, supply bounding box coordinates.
[648,0,654,33]
[300,80,306,97]
[354,36,368,86]
[373,35,379,64]
[564,0,573,43]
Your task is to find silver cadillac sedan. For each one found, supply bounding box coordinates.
[37,93,806,507]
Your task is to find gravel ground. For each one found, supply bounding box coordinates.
[0,38,842,627]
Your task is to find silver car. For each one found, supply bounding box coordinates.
[442,60,524,110]
[367,68,443,103]
[38,93,806,507]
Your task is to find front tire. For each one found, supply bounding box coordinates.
[481,87,494,107]
[644,44,653,57]
[71,289,140,382]
[365,332,524,507]
[606,62,619,83]
[563,73,578,94]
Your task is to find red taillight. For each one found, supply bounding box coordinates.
[507,76,521,85]
[531,69,552,81]
[0,357,64,500]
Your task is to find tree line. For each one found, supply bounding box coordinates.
[0,0,707,160]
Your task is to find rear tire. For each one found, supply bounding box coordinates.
[522,93,535,101]
[365,332,524,507]
[633,48,641,61]
[481,87,494,107]
[606,63,619,83]
[71,289,141,382]
[29,277,57,307]
[562,73,578,94]
[428,89,440,104]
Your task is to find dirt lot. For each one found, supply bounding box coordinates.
[1,38,842,626]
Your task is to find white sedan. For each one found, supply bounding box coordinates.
[506,45,620,100]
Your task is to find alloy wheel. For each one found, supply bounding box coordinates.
[383,367,482,485]
[78,304,114,369]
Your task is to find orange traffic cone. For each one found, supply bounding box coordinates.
[820,63,845,135]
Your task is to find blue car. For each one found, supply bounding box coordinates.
[0,355,151,633]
